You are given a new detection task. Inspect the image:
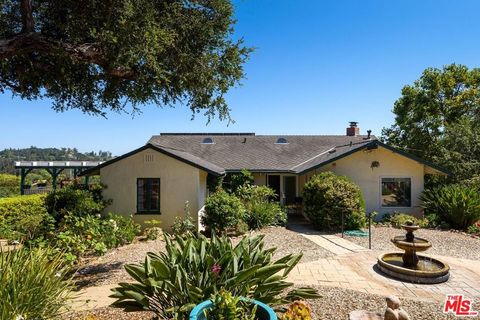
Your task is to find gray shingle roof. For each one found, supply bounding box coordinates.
[148,134,375,173]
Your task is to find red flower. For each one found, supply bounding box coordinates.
[211,263,222,274]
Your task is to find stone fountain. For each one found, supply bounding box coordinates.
[377,221,450,284]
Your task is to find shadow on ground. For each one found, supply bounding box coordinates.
[74,262,124,289]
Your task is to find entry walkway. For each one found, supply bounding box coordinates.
[287,223,370,255]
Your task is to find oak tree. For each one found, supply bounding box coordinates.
[382,64,480,182]
[0,0,250,118]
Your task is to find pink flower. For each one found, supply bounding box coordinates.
[211,263,222,275]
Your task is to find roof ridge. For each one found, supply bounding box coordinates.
[290,147,336,170]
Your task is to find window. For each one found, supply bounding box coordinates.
[381,178,411,207]
[137,178,160,213]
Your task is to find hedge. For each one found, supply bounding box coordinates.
[0,174,20,198]
[0,194,49,241]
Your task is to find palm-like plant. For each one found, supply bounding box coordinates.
[111,233,320,319]
[421,184,480,229]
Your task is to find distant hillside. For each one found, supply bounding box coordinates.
[0,147,114,174]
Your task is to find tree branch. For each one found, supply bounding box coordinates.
[0,33,136,79]
[20,0,35,33]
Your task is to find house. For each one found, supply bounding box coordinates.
[81,123,449,229]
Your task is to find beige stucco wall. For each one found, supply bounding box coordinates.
[100,148,206,230]
[300,146,425,217]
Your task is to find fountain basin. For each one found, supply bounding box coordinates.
[391,236,432,252]
[377,253,450,284]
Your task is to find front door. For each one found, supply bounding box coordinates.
[283,176,296,205]
[267,175,281,202]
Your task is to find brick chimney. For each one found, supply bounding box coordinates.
[346,121,360,136]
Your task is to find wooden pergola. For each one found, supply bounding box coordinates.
[15,160,103,195]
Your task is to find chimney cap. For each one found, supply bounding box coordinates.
[349,121,358,127]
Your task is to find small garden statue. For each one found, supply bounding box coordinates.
[384,295,410,320]
[348,295,410,320]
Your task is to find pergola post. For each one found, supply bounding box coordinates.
[20,168,33,195]
[46,168,64,190]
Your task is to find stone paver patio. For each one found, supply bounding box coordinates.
[287,224,480,303]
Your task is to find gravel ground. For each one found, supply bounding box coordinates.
[307,285,445,320]
[74,238,166,288]
[336,226,480,260]
[233,226,333,263]
[74,227,331,288]
[61,285,447,320]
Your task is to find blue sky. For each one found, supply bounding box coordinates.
[1,0,480,155]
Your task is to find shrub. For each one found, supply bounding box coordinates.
[421,184,480,230]
[45,187,105,223]
[171,201,196,236]
[0,194,49,241]
[202,190,246,234]
[0,248,73,319]
[111,233,320,319]
[303,172,366,231]
[238,185,287,229]
[0,174,19,198]
[223,169,254,194]
[144,220,162,240]
[387,213,429,228]
[52,212,140,263]
[467,221,480,235]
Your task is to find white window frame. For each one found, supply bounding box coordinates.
[379,176,413,209]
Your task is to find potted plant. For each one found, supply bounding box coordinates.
[190,289,277,320]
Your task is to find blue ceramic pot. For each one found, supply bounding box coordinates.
[189,298,277,320]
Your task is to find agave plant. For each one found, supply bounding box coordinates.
[111,233,320,319]
[421,184,480,229]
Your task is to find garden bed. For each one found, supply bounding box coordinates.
[61,285,444,320]
[336,226,480,260]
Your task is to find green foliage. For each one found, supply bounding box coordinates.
[303,172,366,231]
[202,190,246,234]
[51,212,140,263]
[382,64,480,183]
[144,220,162,240]
[0,194,49,241]
[45,187,106,223]
[384,213,429,228]
[0,1,251,119]
[467,221,480,235]
[171,201,196,236]
[207,174,224,193]
[238,185,287,229]
[0,173,19,198]
[421,184,480,230]
[0,248,74,319]
[223,169,255,194]
[111,233,320,319]
[204,289,257,320]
